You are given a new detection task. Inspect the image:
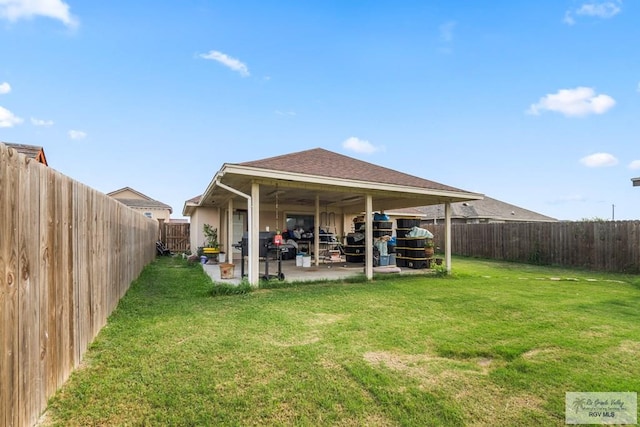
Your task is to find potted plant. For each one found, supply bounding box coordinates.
[202,224,219,256]
[424,238,435,258]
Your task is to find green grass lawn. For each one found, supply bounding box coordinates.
[43,256,640,426]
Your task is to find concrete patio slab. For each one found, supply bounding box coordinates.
[202,258,432,286]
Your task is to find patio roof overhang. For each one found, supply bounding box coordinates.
[198,164,484,212]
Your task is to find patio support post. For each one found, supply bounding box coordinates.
[215,179,254,284]
[226,198,234,261]
[314,194,320,266]
[250,182,260,286]
[444,201,452,274]
[365,194,373,280]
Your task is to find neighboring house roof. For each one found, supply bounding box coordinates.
[632,177,640,187]
[108,187,173,213]
[2,142,48,165]
[188,147,483,215]
[409,196,557,223]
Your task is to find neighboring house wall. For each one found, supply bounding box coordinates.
[135,207,171,221]
[111,188,143,199]
[108,187,172,222]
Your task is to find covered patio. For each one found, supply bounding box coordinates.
[184,148,483,286]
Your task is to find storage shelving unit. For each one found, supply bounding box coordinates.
[394,217,430,269]
[344,219,394,264]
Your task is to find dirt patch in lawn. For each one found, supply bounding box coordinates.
[618,340,640,354]
[363,350,545,425]
[307,312,347,326]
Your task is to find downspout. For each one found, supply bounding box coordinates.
[314,194,320,266]
[215,180,255,285]
[227,198,234,263]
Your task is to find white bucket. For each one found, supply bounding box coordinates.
[302,256,311,268]
[296,254,304,267]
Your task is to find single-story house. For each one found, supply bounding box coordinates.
[2,142,48,165]
[108,187,172,221]
[632,177,640,187]
[388,195,557,225]
[183,147,483,286]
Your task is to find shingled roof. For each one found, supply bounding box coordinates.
[192,147,483,214]
[238,148,465,193]
[2,142,48,165]
[108,187,172,213]
[414,195,557,223]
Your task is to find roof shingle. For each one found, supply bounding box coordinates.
[237,147,465,192]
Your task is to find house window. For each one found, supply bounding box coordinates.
[144,212,152,218]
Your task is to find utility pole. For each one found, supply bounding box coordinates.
[612,204,615,221]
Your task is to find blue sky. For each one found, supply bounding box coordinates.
[1,0,638,220]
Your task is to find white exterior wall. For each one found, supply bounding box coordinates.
[189,207,220,252]
[132,207,171,222]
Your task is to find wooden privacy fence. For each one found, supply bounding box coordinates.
[428,221,640,273]
[0,143,158,427]
[159,220,190,253]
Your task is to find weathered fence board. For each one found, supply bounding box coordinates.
[162,222,190,253]
[429,221,640,273]
[0,142,158,427]
[1,144,20,427]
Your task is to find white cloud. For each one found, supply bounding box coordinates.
[577,1,621,18]
[31,117,53,126]
[628,160,640,170]
[199,50,250,77]
[0,82,11,94]
[342,137,381,154]
[0,0,78,28]
[564,1,622,25]
[274,110,296,116]
[68,129,86,140]
[527,87,615,117]
[563,11,576,25]
[437,21,456,54]
[0,105,23,127]
[580,152,618,167]
[439,21,456,42]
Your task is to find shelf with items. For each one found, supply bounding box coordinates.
[346,217,395,265]
[352,221,393,239]
[395,217,422,229]
[395,256,430,269]
[343,244,365,263]
[395,244,430,269]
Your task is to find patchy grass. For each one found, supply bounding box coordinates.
[43,256,640,426]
